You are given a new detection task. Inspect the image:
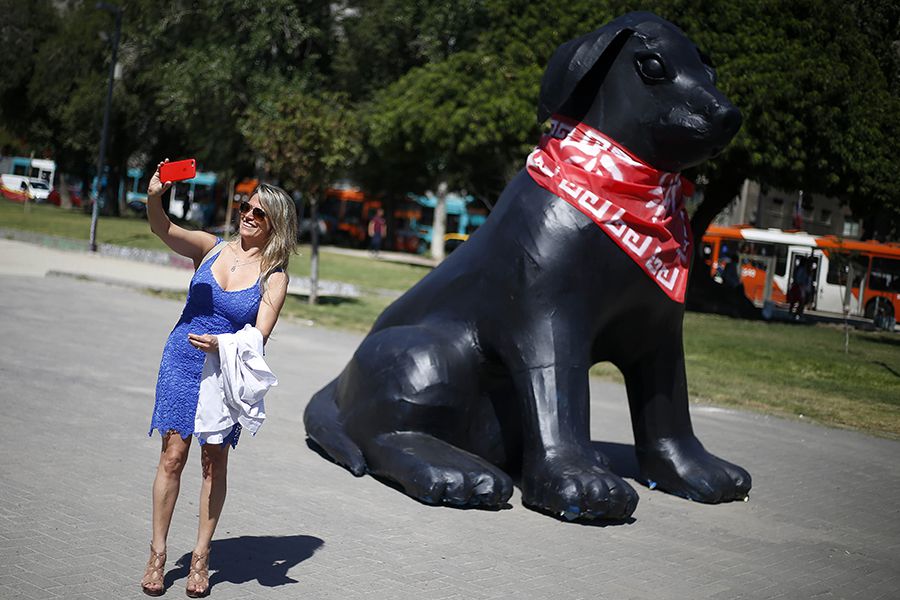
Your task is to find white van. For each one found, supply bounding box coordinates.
[0,174,51,202]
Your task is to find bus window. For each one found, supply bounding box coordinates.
[344,201,363,223]
[774,245,787,276]
[869,257,900,293]
[739,241,780,271]
[447,214,461,234]
[826,253,868,287]
[320,196,342,219]
[826,253,846,285]
[420,206,434,226]
[720,242,738,261]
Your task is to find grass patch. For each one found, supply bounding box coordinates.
[279,294,394,333]
[287,246,429,292]
[591,313,900,437]
[0,198,170,250]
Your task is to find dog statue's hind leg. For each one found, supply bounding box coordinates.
[622,328,751,502]
[333,324,515,508]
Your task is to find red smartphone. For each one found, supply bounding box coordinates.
[159,159,196,183]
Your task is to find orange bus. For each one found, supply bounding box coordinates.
[702,225,900,329]
[319,187,382,246]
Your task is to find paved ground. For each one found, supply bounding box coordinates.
[1,238,899,600]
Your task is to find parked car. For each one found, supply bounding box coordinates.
[0,174,51,202]
[48,184,84,208]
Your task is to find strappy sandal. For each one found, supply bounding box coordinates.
[185,549,211,598]
[141,544,166,596]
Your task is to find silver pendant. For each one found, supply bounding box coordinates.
[231,265,236,272]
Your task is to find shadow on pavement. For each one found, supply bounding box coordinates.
[167,534,324,591]
[592,441,641,480]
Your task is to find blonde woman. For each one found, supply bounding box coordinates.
[140,160,297,597]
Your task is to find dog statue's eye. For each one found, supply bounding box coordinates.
[636,54,668,82]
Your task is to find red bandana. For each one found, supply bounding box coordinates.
[525,116,694,302]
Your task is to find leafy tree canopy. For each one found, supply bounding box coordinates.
[242,86,361,197]
[123,0,334,175]
[362,0,900,236]
[5,0,899,237]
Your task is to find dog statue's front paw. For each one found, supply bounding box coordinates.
[521,447,638,521]
[637,436,751,503]
[365,432,514,509]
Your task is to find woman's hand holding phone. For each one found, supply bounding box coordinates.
[148,160,173,198]
[148,158,196,198]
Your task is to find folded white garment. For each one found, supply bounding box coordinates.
[195,324,277,442]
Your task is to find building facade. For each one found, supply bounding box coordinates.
[713,180,862,239]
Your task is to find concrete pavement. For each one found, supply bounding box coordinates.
[0,238,899,600]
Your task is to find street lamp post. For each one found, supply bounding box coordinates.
[89,2,122,252]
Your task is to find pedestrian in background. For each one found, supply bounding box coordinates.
[788,256,811,319]
[140,160,297,597]
[368,207,387,256]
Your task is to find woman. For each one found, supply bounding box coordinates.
[140,160,297,597]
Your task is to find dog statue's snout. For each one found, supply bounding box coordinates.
[715,104,743,140]
[696,88,743,140]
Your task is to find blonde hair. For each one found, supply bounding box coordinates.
[247,183,298,294]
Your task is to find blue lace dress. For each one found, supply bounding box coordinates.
[149,241,262,448]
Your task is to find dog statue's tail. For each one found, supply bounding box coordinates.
[304,378,367,476]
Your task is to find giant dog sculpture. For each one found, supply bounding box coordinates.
[304,12,751,521]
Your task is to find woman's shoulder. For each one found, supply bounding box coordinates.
[267,269,288,285]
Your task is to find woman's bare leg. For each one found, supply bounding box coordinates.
[151,431,191,552]
[195,441,229,553]
[186,442,228,596]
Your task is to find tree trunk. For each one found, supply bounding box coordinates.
[223,178,235,236]
[686,169,760,319]
[430,180,448,261]
[309,195,320,305]
[59,173,72,209]
[116,164,127,217]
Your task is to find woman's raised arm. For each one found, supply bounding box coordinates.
[147,160,218,268]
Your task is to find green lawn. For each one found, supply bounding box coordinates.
[287,246,429,293]
[5,198,899,437]
[591,313,900,438]
[0,199,168,250]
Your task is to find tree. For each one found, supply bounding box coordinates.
[364,49,539,259]
[22,2,148,217]
[0,0,60,153]
[332,0,489,102]
[123,0,335,176]
[242,87,361,303]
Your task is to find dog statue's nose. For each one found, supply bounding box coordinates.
[715,104,743,139]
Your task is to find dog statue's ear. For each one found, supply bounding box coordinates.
[537,12,661,123]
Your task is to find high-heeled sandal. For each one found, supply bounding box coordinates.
[140,544,166,596]
[185,549,211,598]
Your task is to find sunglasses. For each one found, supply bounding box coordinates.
[239,200,267,220]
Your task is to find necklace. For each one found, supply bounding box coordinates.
[229,243,262,272]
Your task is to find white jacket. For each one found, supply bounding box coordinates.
[195,324,277,444]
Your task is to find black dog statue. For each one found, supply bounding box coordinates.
[304,12,751,521]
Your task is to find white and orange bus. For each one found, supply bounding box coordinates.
[701,225,900,329]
